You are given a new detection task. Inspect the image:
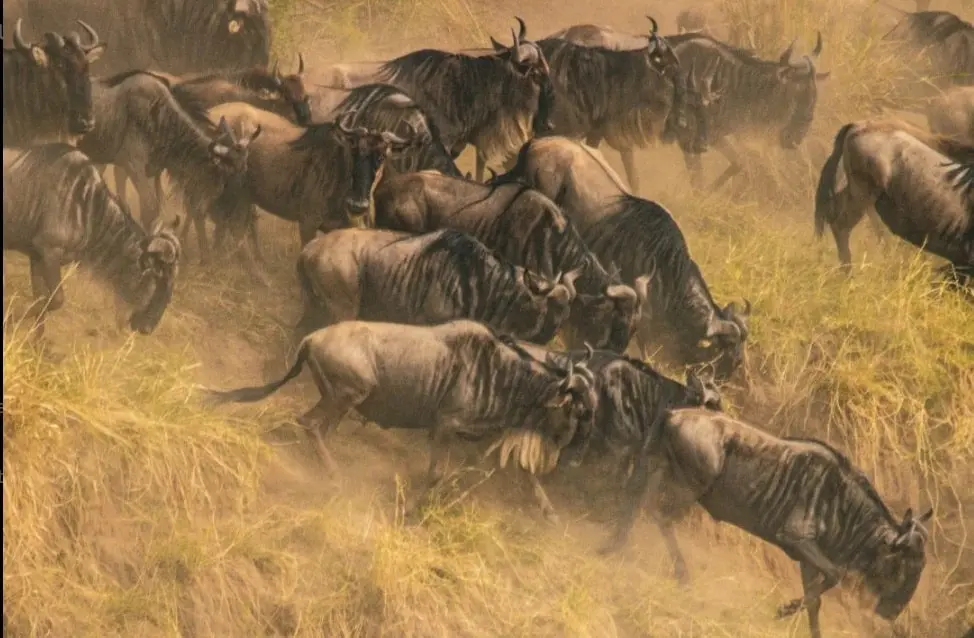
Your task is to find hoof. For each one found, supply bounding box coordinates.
[775,598,803,620]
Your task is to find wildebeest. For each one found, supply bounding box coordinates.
[815,118,974,280]
[883,10,973,88]
[79,70,258,229]
[22,0,271,76]
[202,103,423,247]
[360,17,554,182]
[540,17,702,194]
[371,169,644,352]
[502,340,722,537]
[3,144,181,337]
[494,136,752,381]
[203,319,597,516]
[666,31,831,189]
[2,19,106,145]
[640,407,932,638]
[294,228,579,347]
[925,85,974,142]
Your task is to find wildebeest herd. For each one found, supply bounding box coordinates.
[3,2,971,636]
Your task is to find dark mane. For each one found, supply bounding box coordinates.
[178,67,281,92]
[664,32,766,62]
[102,69,172,89]
[289,121,341,151]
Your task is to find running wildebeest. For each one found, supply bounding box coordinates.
[294,228,580,346]
[666,31,831,189]
[22,0,271,76]
[540,17,706,194]
[494,136,752,381]
[202,103,424,248]
[639,407,932,638]
[883,9,973,88]
[371,169,644,352]
[203,319,598,517]
[355,17,554,182]
[80,70,258,229]
[3,144,182,337]
[925,86,974,143]
[2,19,106,145]
[501,339,722,534]
[815,118,974,280]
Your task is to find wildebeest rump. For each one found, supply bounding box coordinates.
[204,319,597,516]
[203,103,423,247]
[21,0,271,76]
[294,228,578,346]
[367,18,554,182]
[371,169,643,352]
[643,408,932,638]
[883,10,973,88]
[495,136,752,381]
[666,31,831,189]
[3,144,181,337]
[815,118,974,279]
[2,19,106,145]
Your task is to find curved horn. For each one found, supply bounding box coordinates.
[647,15,660,34]
[742,298,752,316]
[561,267,582,300]
[516,16,528,41]
[297,51,305,74]
[581,342,594,364]
[487,166,498,181]
[811,31,823,57]
[779,39,796,65]
[559,358,576,391]
[76,19,100,50]
[380,130,411,147]
[14,19,30,50]
[217,115,234,138]
[271,60,281,81]
[510,29,522,64]
[249,123,263,142]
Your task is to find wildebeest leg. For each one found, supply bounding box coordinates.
[407,425,453,518]
[26,250,66,339]
[866,209,886,245]
[113,165,131,210]
[599,450,652,554]
[193,212,211,264]
[617,146,640,195]
[774,543,842,634]
[656,518,690,585]
[296,398,345,474]
[709,138,744,191]
[130,170,162,229]
[683,152,705,190]
[526,472,560,524]
[830,223,854,274]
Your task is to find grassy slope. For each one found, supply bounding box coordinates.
[4,0,974,636]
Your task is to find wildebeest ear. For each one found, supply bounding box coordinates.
[917,508,933,523]
[815,71,831,81]
[84,43,107,63]
[489,35,507,52]
[31,46,50,67]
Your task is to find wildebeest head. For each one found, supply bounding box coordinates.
[268,53,312,125]
[870,507,933,621]
[210,115,262,174]
[643,16,682,77]
[684,367,722,410]
[679,56,725,153]
[567,265,646,353]
[9,19,106,135]
[334,113,426,227]
[225,0,266,36]
[130,217,182,335]
[540,347,599,450]
[775,33,831,149]
[703,298,752,381]
[515,266,581,337]
[489,17,556,135]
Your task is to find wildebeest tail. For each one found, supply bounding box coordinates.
[203,339,311,405]
[815,123,854,238]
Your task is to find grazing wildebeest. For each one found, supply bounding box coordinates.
[360,17,554,182]
[2,19,106,145]
[815,118,974,280]
[79,70,258,229]
[23,0,270,76]
[925,86,974,142]
[501,339,722,534]
[640,407,932,638]
[494,136,752,381]
[666,31,831,189]
[883,10,973,88]
[371,169,645,352]
[203,319,597,516]
[540,17,703,194]
[294,228,580,347]
[203,103,423,247]
[3,144,181,337]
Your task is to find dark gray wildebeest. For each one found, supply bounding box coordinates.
[2,19,106,145]
[371,169,645,352]
[883,10,973,88]
[319,83,464,178]
[925,86,974,143]
[203,319,597,517]
[815,118,974,283]
[22,0,270,76]
[294,228,579,347]
[3,144,181,338]
[665,31,831,189]
[352,17,555,182]
[639,407,932,638]
[500,339,722,537]
[494,136,752,381]
[201,103,423,253]
[78,70,258,229]
[539,17,709,194]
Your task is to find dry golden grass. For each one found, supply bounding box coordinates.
[3,0,974,636]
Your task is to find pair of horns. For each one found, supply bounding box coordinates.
[272,52,305,78]
[11,18,101,52]
[779,31,823,65]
